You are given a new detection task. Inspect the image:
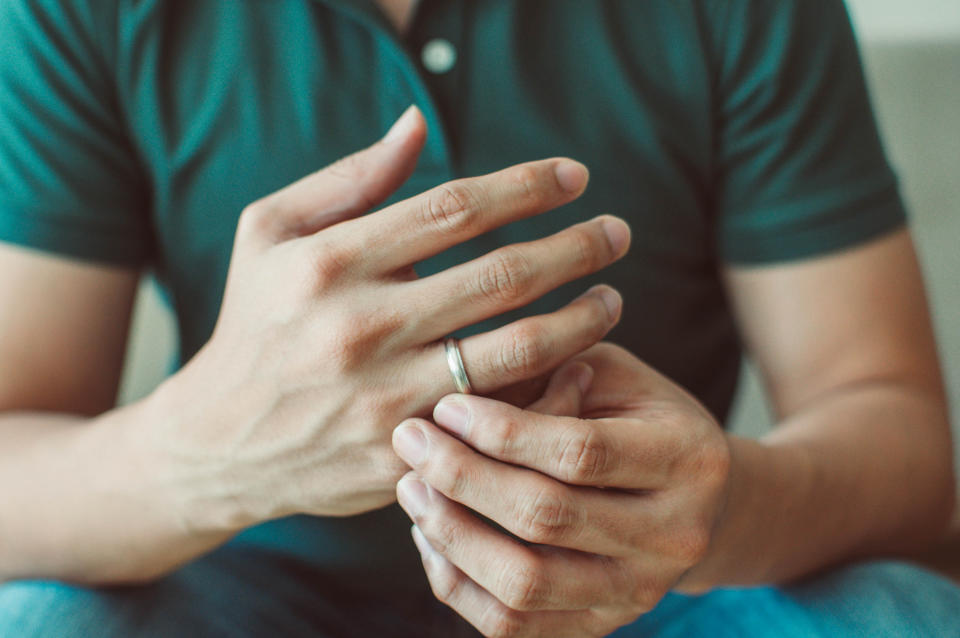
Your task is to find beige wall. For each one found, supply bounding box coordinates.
[726,42,960,444]
[846,0,960,43]
[726,41,960,534]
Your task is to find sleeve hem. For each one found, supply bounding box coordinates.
[720,194,907,266]
[0,209,151,267]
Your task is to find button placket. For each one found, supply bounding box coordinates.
[311,0,456,180]
[408,0,465,171]
[421,38,457,74]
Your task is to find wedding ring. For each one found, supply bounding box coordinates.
[444,337,473,394]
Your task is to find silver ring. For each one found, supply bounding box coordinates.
[444,337,473,394]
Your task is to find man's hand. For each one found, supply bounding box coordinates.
[393,343,730,637]
[143,106,632,533]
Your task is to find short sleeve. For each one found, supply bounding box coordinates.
[0,0,152,266]
[712,0,906,265]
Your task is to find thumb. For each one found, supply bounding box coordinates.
[526,361,593,417]
[244,105,427,244]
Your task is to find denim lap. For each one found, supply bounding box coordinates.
[609,560,960,638]
[0,545,450,638]
[2,554,958,637]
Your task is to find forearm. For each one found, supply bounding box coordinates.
[680,382,954,591]
[0,395,235,586]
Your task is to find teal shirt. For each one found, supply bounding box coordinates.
[0,0,905,599]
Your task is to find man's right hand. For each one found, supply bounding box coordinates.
[143,106,631,534]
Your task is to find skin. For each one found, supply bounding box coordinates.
[0,108,630,583]
[0,2,953,634]
[377,0,420,34]
[393,229,955,637]
[373,19,952,637]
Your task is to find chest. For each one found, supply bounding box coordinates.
[124,2,717,251]
[117,0,735,413]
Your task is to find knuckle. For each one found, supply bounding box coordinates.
[238,201,275,237]
[425,555,460,603]
[584,293,614,340]
[559,427,608,483]
[498,558,545,611]
[570,225,602,271]
[427,571,455,604]
[498,321,546,379]
[378,451,410,484]
[482,608,524,638]
[487,416,520,461]
[507,164,541,204]
[303,234,359,286]
[679,430,731,493]
[326,151,365,179]
[421,513,460,556]
[517,486,576,543]
[671,525,711,565]
[325,153,377,210]
[312,248,352,285]
[629,581,662,614]
[421,183,480,234]
[603,558,644,610]
[478,247,532,306]
[433,453,473,501]
[699,437,732,487]
[325,307,406,370]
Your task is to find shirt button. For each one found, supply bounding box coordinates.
[421,38,457,74]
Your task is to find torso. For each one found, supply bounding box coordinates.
[104,0,750,596]
[120,1,740,426]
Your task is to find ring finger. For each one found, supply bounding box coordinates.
[414,285,622,397]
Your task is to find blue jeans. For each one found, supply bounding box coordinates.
[2,544,958,637]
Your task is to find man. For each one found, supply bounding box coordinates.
[0,0,957,636]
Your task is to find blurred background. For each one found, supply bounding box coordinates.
[728,0,960,510]
[117,0,960,516]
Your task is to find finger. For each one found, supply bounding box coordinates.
[409,524,600,637]
[397,475,634,612]
[526,361,593,417]
[393,419,634,556]
[433,393,681,489]
[485,375,552,410]
[407,215,631,340]
[242,105,426,246]
[413,285,621,396]
[327,158,592,274]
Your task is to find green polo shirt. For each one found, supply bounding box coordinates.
[0,0,905,604]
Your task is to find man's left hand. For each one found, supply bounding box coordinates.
[392,342,732,637]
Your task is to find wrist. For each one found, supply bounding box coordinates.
[674,435,799,593]
[65,396,238,582]
[137,366,258,538]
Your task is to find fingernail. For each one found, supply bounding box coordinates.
[394,422,428,466]
[434,398,470,437]
[383,105,420,143]
[593,285,622,321]
[575,364,594,395]
[601,217,630,257]
[398,476,429,517]
[411,525,435,556]
[555,160,588,193]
